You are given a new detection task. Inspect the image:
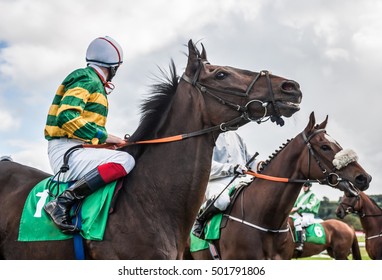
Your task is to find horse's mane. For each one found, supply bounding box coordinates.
[123,60,179,159]
[258,138,293,173]
[258,125,322,173]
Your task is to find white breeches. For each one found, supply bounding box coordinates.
[48,138,135,182]
[210,188,231,211]
[292,213,316,231]
[205,175,252,211]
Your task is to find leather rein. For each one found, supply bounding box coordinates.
[60,59,279,173]
[225,129,352,234]
[82,58,280,150]
[245,129,346,187]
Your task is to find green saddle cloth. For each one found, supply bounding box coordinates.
[18,177,116,242]
[190,213,223,252]
[304,223,326,245]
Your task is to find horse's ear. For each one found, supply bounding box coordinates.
[200,43,207,60]
[185,39,201,76]
[318,115,329,129]
[304,111,316,134]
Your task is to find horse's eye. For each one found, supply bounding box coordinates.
[215,72,228,80]
[321,145,331,151]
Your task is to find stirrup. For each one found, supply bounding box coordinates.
[192,219,206,239]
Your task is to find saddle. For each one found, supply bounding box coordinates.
[220,180,251,229]
[188,181,251,256]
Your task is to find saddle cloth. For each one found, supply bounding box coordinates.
[18,177,116,242]
[303,223,326,244]
[189,213,223,252]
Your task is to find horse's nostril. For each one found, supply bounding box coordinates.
[356,174,369,187]
[281,81,299,92]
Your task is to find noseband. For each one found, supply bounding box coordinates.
[181,58,284,127]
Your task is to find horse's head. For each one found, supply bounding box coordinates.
[298,112,371,194]
[182,39,302,129]
[336,192,362,219]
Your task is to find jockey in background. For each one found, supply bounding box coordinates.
[192,131,261,239]
[290,181,321,252]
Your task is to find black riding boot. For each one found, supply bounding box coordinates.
[295,230,304,252]
[44,167,105,233]
[192,199,221,239]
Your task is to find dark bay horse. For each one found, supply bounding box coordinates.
[191,112,371,260]
[0,40,303,259]
[336,191,382,259]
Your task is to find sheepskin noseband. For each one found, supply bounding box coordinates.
[332,149,358,170]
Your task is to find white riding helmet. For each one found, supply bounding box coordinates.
[86,36,123,67]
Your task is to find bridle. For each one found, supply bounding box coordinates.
[338,194,363,217]
[79,57,286,152]
[52,57,286,193]
[301,129,344,187]
[339,194,382,219]
[223,128,358,234]
[181,58,285,127]
[245,129,352,187]
[338,194,382,241]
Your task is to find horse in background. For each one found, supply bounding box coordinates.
[0,39,303,259]
[336,191,382,259]
[190,112,371,260]
[287,217,361,259]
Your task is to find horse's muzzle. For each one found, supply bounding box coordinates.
[355,173,372,191]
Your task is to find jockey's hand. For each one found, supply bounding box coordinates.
[291,207,299,213]
[106,134,127,145]
[234,164,248,175]
[256,161,265,171]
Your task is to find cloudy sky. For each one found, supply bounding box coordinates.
[0,0,381,201]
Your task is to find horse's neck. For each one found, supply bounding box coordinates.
[121,85,216,231]
[360,195,382,234]
[243,141,304,227]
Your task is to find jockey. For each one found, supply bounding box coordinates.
[290,182,321,252]
[192,131,260,239]
[43,36,135,233]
